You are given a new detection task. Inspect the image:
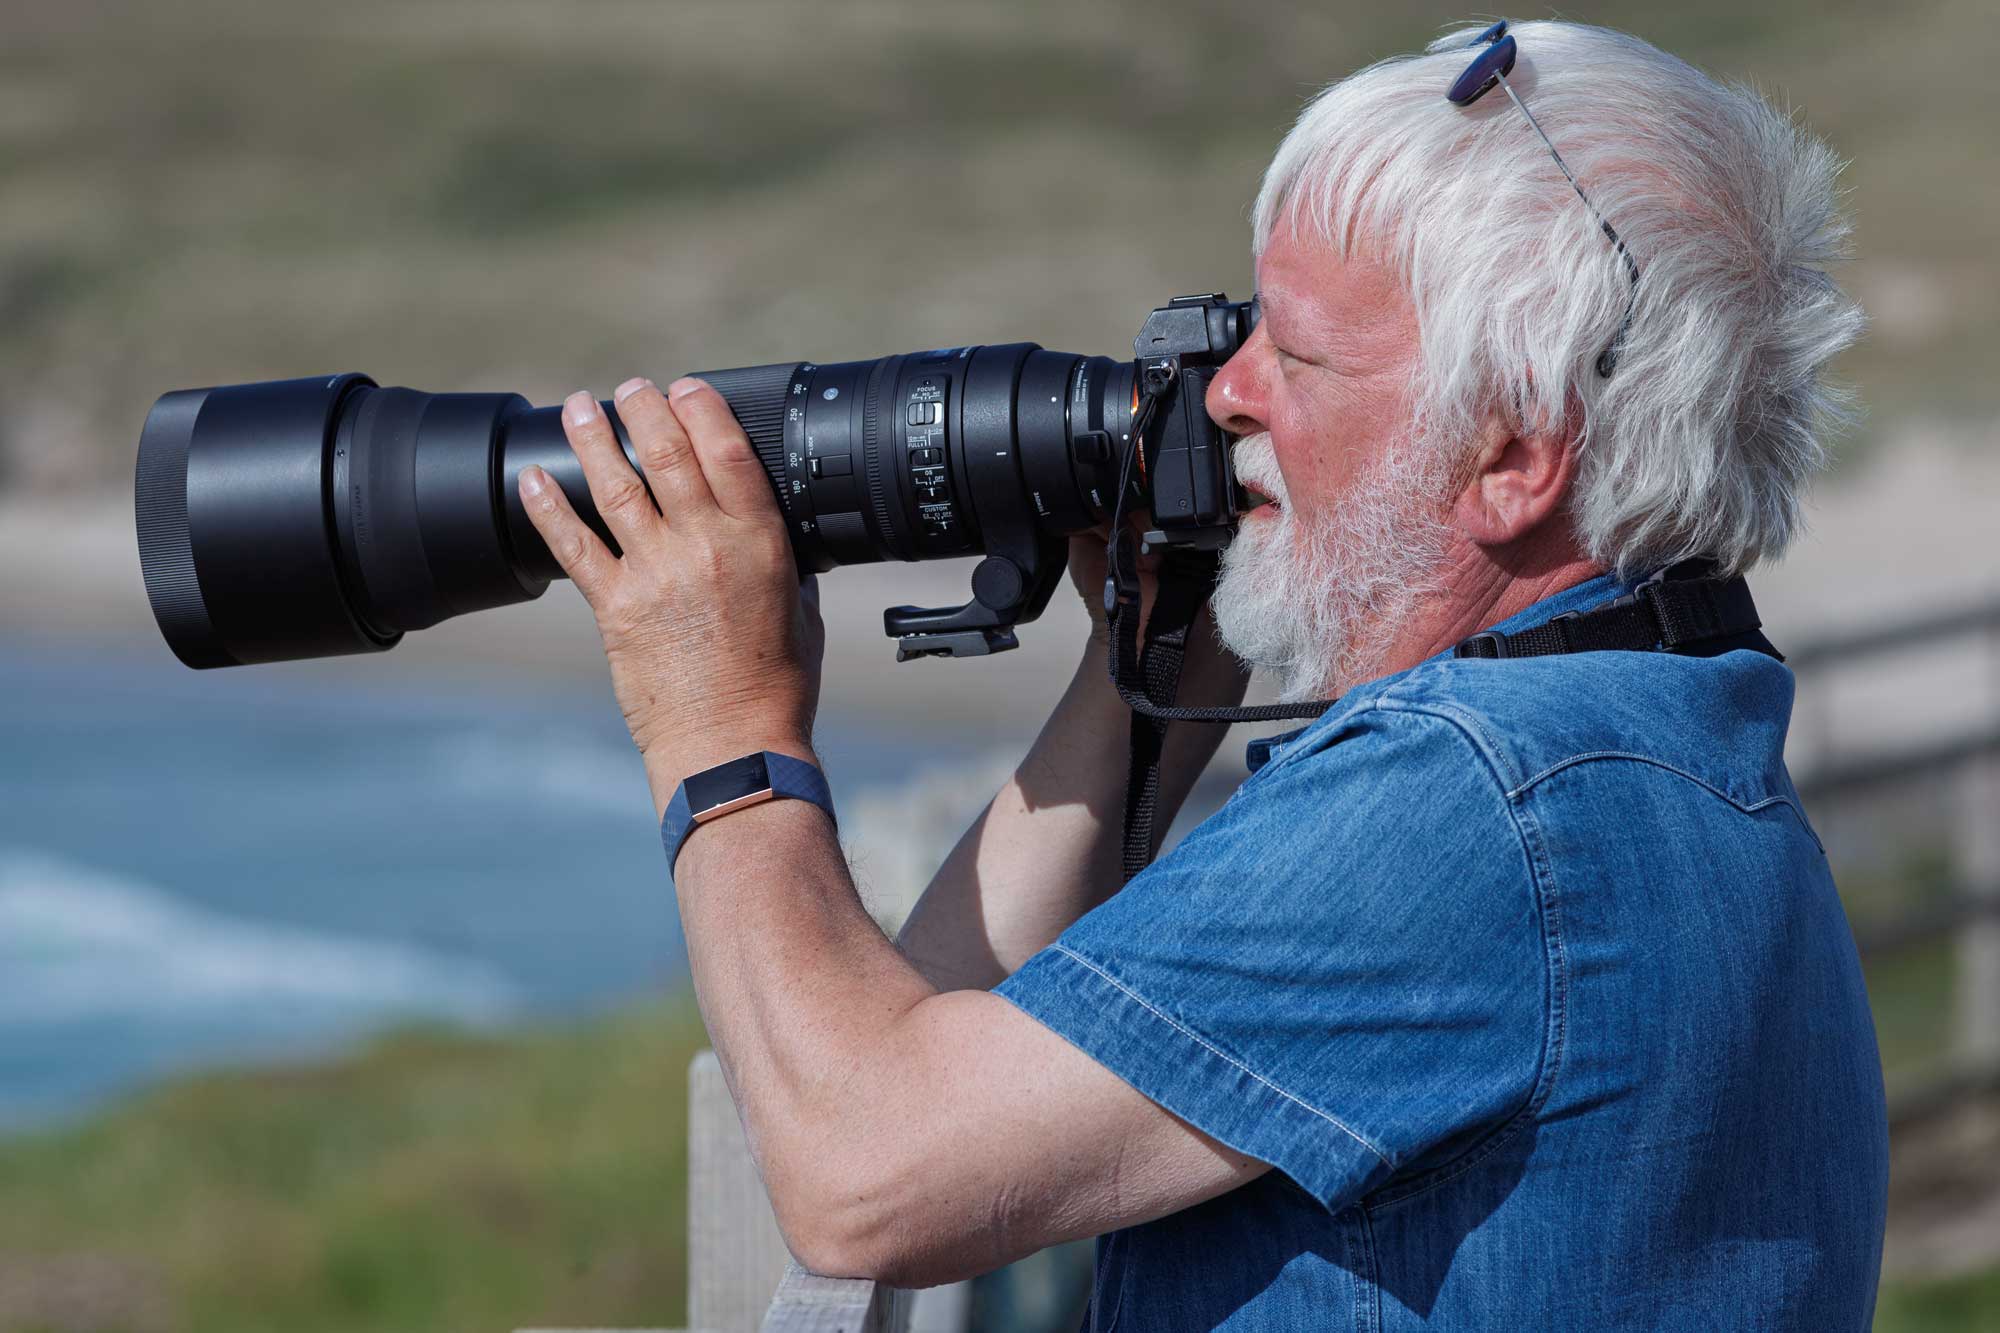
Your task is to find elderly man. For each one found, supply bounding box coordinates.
[517,19,1887,1331]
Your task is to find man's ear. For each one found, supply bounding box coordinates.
[1449,401,1581,548]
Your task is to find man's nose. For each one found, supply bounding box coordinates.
[1206,337,1267,436]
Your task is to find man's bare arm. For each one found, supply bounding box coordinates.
[675,792,1270,1288]
[895,577,1249,991]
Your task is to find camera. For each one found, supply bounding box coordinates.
[135,294,1258,669]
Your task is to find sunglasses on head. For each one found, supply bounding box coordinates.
[1448,20,1641,378]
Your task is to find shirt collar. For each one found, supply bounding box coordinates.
[1243,571,1632,774]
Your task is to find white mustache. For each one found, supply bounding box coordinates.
[1230,432,1289,507]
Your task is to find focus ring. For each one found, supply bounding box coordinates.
[693,361,800,518]
[863,354,909,560]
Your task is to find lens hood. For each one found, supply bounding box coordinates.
[135,373,398,668]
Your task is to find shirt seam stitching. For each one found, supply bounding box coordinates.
[1514,748,1780,802]
[1045,942,1395,1169]
[1250,697,1382,778]
[1373,687,1527,791]
[1368,795,1573,1211]
[1352,1201,1382,1333]
[1347,701,1567,1211]
[1507,751,1826,851]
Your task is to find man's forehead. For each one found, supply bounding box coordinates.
[1255,228,1412,342]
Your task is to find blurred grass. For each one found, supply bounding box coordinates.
[1877,1267,2000,1332]
[0,1000,710,1333]
[1842,846,1959,1100]
[1866,940,1956,1101]
[3,0,1997,493]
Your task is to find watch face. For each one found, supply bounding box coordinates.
[685,752,772,815]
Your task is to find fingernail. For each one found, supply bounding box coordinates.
[667,377,705,401]
[519,465,546,497]
[614,377,652,404]
[564,390,598,426]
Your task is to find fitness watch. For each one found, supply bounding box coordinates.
[661,750,835,875]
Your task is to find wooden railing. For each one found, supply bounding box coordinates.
[1785,597,2000,1129]
[683,1051,948,1332]
[522,594,2000,1330]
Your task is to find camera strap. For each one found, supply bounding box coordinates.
[1099,372,1338,876]
[1104,553,1776,881]
[1107,547,1333,878]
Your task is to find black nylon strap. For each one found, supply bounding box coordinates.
[1118,551,1211,879]
[1114,558,1776,884]
[1452,565,1774,662]
[1106,548,1334,726]
[1108,549,1333,882]
[1101,361,1336,880]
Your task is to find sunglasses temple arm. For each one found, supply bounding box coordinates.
[1494,71,1641,285]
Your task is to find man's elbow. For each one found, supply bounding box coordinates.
[773,1213,899,1287]
[768,1151,994,1289]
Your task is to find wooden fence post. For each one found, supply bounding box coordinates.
[688,1051,798,1333]
[1956,753,2000,1075]
[688,1052,965,1333]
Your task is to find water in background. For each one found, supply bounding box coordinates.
[0,640,989,1131]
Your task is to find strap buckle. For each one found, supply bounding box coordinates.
[1609,566,1671,611]
[1456,630,1510,660]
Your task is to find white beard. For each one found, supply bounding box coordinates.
[1211,432,1455,702]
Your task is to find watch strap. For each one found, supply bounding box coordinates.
[661,751,835,876]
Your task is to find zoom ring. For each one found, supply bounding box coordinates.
[693,360,803,516]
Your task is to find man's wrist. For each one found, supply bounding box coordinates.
[644,729,820,820]
[661,746,836,879]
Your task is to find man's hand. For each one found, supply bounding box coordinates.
[1067,515,1160,648]
[517,377,824,811]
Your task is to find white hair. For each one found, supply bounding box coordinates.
[1252,21,1864,577]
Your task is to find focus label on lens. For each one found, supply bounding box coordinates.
[903,375,962,548]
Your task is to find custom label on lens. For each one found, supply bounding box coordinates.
[902,375,960,547]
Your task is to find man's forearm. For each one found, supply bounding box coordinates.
[668,770,936,1236]
[895,618,1249,991]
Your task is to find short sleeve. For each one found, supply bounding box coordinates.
[993,701,1548,1212]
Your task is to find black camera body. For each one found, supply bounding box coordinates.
[135,294,1258,670]
[1126,293,1261,549]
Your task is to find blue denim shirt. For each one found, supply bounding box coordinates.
[994,574,1888,1331]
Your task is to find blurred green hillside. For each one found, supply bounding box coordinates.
[3,0,1995,495]
[0,1002,710,1333]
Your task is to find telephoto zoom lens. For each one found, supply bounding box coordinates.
[135,347,1137,668]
